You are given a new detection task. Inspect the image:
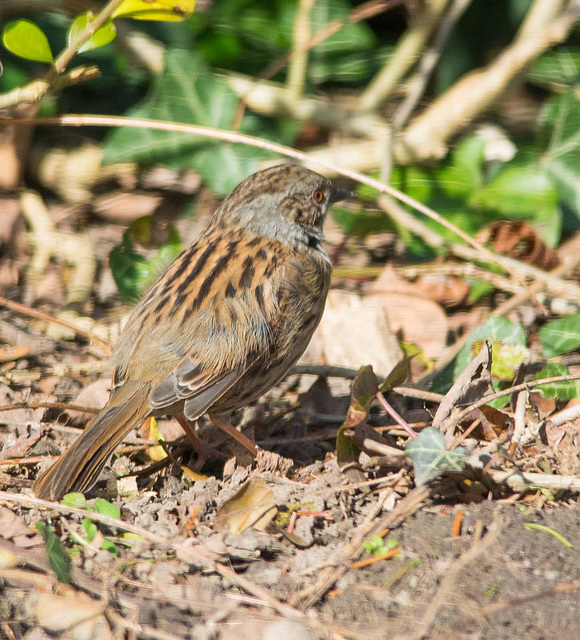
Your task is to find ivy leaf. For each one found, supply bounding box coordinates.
[405,427,467,486]
[539,90,580,225]
[68,12,116,54]
[103,49,265,195]
[2,19,54,64]
[455,316,527,382]
[470,163,560,246]
[36,522,71,584]
[539,312,580,358]
[533,363,580,401]
[528,48,580,90]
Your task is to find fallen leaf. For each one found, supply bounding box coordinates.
[214,478,277,535]
[369,266,448,360]
[301,289,403,376]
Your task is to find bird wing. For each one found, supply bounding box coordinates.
[114,230,289,418]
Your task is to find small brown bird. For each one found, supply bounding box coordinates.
[33,164,351,500]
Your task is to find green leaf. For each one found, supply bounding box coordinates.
[2,19,54,64]
[103,50,264,195]
[60,492,88,509]
[533,363,580,401]
[379,357,412,394]
[82,517,98,543]
[305,0,377,84]
[527,48,580,90]
[109,216,181,303]
[68,12,116,54]
[540,312,580,358]
[470,163,560,246]
[454,316,527,382]
[405,427,467,486]
[539,90,580,224]
[336,366,378,473]
[113,0,195,21]
[94,498,121,520]
[467,278,494,304]
[100,538,120,555]
[36,522,71,584]
[438,135,485,199]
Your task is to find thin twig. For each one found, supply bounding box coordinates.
[286,0,315,104]
[437,372,580,433]
[0,0,126,110]
[5,114,541,294]
[0,295,112,351]
[0,401,100,414]
[376,391,418,438]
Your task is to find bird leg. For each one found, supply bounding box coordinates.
[174,415,226,469]
[208,412,258,457]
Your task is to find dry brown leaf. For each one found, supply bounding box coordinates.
[484,220,559,270]
[301,289,403,376]
[36,590,110,637]
[414,272,470,307]
[214,478,277,535]
[369,266,448,360]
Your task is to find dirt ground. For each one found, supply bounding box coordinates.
[1,413,579,640]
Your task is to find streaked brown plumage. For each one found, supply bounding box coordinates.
[33,164,352,501]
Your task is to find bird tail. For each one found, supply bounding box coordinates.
[33,385,150,501]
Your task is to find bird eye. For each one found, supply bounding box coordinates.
[312,189,324,203]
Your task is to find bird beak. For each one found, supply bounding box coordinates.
[329,187,355,205]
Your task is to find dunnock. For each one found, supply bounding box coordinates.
[34,164,352,500]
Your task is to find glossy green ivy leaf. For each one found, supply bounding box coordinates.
[470,163,560,246]
[405,427,466,486]
[528,47,580,90]
[438,135,485,200]
[539,90,580,225]
[533,363,580,401]
[471,339,527,382]
[68,12,116,54]
[36,522,71,584]
[539,312,580,358]
[2,19,54,64]
[113,0,195,21]
[103,50,268,196]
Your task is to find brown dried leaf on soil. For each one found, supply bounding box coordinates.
[369,266,448,360]
[301,289,403,376]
